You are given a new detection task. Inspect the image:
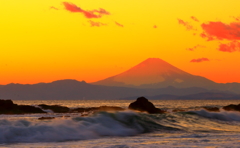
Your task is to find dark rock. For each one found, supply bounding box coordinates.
[172,109,186,112]
[0,99,16,108]
[38,117,55,120]
[18,105,46,113]
[0,99,20,114]
[97,106,125,112]
[203,107,220,112]
[0,99,46,114]
[128,97,165,114]
[0,99,18,110]
[223,104,240,111]
[38,104,70,113]
[70,107,92,113]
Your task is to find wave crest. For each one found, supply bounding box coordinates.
[190,109,240,121]
[0,111,165,143]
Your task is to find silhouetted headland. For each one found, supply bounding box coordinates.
[0,99,46,114]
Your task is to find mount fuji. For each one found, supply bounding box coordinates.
[93,58,216,88]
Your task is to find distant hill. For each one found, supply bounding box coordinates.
[0,79,213,100]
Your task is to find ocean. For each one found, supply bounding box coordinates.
[1,100,240,148]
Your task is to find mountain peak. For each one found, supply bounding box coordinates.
[124,58,186,76]
[135,58,176,69]
[143,58,164,62]
[93,58,215,88]
[139,58,167,65]
[94,58,189,86]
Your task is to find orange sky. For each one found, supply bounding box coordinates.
[1,0,240,84]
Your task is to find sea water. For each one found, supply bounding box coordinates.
[0,100,240,148]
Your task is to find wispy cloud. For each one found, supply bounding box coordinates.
[190,58,210,63]
[115,22,124,27]
[62,2,110,19]
[200,32,214,41]
[178,15,240,54]
[231,16,240,21]
[88,20,107,27]
[186,44,206,51]
[178,19,194,31]
[191,16,199,22]
[218,41,240,52]
[50,6,59,10]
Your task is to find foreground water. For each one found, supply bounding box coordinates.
[1,100,240,148]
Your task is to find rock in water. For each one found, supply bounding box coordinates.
[203,107,220,112]
[128,97,164,114]
[38,117,55,120]
[18,105,46,113]
[38,104,70,113]
[0,99,45,114]
[223,104,240,111]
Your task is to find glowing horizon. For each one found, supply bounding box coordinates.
[1,0,240,85]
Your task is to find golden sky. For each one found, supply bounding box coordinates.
[1,0,240,84]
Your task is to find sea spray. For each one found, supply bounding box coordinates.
[190,109,240,121]
[0,111,157,143]
[1,110,240,144]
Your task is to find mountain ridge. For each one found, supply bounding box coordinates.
[0,79,214,100]
[0,58,240,100]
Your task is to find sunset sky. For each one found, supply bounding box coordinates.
[1,0,240,84]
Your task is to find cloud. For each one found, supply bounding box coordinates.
[178,15,240,54]
[190,58,210,63]
[88,20,106,27]
[50,6,59,10]
[115,22,124,27]
[186,44,206,51]
[231,16,240,21]
[201,21,240,40]
[88,20,107,27]
[91,8,110,15]
[62,2,110,19]
[200,32,214,41]
[177,19,195,31]
[218,41,240,52]
[191,16,199,22]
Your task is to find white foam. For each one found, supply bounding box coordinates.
[192,109,240,121]
[0,111,144,143]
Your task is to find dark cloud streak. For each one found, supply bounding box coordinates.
[115,22,124,27]
[88,20,107,27]
[62,2,110,19]
[191,16,199,22]
[190,58,210,63]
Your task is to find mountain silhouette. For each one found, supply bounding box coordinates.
[0,79,211,100]
[93,58,216,88]
[0,59,239,100]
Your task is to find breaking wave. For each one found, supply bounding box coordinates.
[1,110,240,143]
[0,111,174,143]
[190,109,240,121]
